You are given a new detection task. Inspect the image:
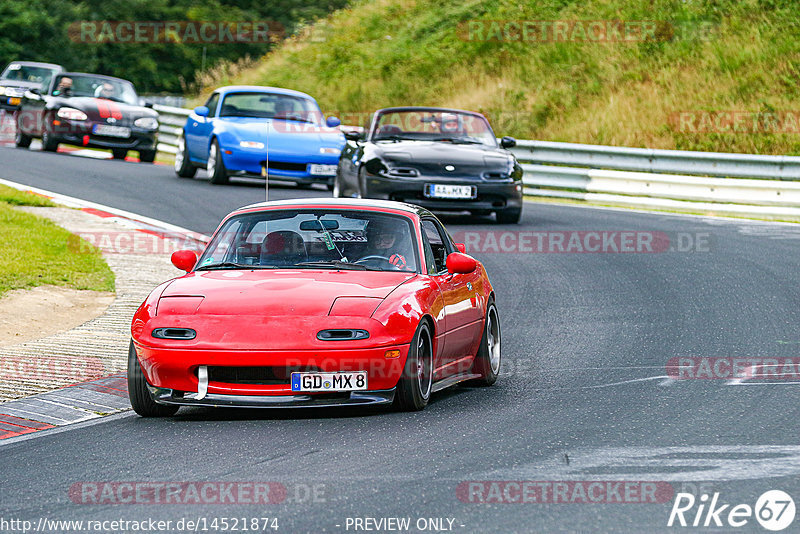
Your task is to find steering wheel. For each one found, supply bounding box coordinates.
[354,255,398,270]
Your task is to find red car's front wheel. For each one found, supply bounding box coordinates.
[470,299,501,386]
[127,341,179,417]
[395,321,433,411]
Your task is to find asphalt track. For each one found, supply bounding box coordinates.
[1,145,799,533]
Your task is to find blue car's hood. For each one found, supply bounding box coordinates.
[220,117,344,147]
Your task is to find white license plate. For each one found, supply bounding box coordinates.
[425,184,476,199]
[309,164,338,176]
[92,124,131,138]
[291,371,367,392]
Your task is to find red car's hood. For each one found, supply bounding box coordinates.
[159,269,415,316]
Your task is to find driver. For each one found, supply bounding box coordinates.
[96,82,115,99]
[363,219,413,270]
[274,99,293,119]
[54,77,72,96]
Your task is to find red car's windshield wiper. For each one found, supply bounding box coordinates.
[195,262,276,271]
[294,261,371,271]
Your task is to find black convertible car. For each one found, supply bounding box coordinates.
[15,72,159,162]
[334,106,523,223]
[0,61,63,112]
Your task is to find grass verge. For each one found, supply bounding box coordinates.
[202,0,800,155]
[0,184,115,297]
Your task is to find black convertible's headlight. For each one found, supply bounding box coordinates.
[57,107,88,121]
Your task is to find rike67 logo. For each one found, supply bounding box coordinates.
[668,490,795,531]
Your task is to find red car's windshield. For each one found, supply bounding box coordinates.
[197,209,420,272]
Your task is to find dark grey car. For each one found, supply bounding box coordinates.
[334,106,524,224]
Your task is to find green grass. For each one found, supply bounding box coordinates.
[0,186,115,297]
[198,0,800,155]
[0,185,55,207]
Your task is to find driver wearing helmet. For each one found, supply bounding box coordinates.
[362,219,413,270]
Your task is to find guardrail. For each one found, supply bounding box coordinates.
[511,140,800,180]
[154,105,800,218]
[153,104,190,155]
[510,141,800,218]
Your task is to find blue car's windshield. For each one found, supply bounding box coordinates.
[219,92,321,123]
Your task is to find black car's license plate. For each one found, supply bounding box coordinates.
[425,184,476,199]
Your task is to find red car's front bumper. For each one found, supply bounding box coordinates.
[134,342,409,408]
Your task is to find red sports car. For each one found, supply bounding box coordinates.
[128,199,501,416]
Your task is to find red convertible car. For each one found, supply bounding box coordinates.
[128,199,501,416]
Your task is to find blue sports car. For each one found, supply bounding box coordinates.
[174,86,345,187]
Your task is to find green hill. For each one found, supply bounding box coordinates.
[200,0,800,155]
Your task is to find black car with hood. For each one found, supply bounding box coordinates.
[0,61,63,111]
[333,106,523,223]
[15,72,159,162]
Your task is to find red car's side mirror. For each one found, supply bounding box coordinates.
[455,243,466,253]
[446,252,477,274]
[171,250,198,272]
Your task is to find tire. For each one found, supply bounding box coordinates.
[297,181,314,189]
[112,148,128,160]
[496,208,521,224]
[326,181,334,191]
[394,321,434,411]
[207,139,229,185]
[127,340,179,417]
[355,167,366,199]
[41,119,59,152]
[469,299,501,386]
[139,149,156,163]
[332,173,344,197]
[14,122,31,148]
[174,135,196,178]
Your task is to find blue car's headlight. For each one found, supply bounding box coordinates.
[319,147,341,155]
[134,117,159,130]
[240,141,265,149]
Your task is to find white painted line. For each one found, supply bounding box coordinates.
[46,393,119,412]
[727,381,800,386]
[0,411,133,447]
[0,406,71,425]
[583,375,669,389]
[34,397,106,418]
[0,177,210,243]
[524,196,800,227]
